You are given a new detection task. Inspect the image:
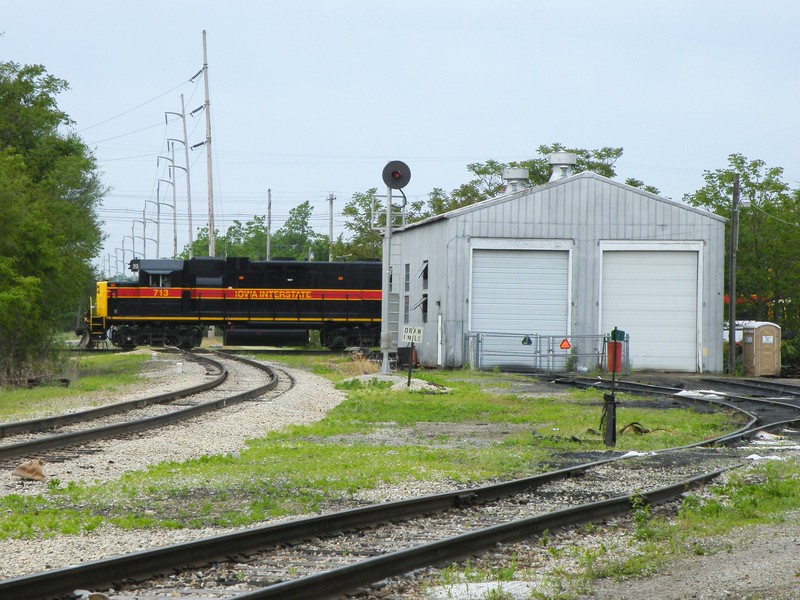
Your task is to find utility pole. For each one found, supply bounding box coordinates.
[328,192,335,261]
[266,188,272,260]
[134,209,156,259]
[146,197,161,258]
[166,94,194,258]
[728,174,741,375]
[202,30,215,257]
[158,154,177,258]
[169,143,177,256]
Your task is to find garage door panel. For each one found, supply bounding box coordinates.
[601,251,698,371]
[472,249,569,368]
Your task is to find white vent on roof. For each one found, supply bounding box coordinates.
[502,168,529,194]
[548,151,577,182]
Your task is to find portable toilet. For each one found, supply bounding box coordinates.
[741,322,781,376]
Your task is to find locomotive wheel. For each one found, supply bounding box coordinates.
[328,335,348,351]
[77,331,93,349]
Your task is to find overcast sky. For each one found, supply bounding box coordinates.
[4,1,798,270]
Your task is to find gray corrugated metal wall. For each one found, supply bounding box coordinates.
[391,172,725,372]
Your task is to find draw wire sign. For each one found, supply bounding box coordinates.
[401,326,423,387]
[402,326,423,344]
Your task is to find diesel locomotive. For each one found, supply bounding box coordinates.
[77,256,382,351]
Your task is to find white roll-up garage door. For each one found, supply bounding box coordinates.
[601,250,698,371]
[471,249,569,368]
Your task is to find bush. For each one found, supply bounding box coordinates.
[781,337,800,368]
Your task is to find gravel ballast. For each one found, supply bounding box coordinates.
[1,356,800,599]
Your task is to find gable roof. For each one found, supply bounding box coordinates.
[398,170,726,232]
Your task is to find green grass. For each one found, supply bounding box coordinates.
[427,459,800,599]
[0,351,152,420]
[570,459,800,584]
[0,353,749,538]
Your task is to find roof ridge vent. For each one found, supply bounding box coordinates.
[502,167,529,194]
[548,151,577,182]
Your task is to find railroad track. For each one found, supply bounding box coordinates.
[4,374,800,599]
[555,375,800,443]
[0,350,282,480]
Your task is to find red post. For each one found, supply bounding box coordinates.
[607,341,622,373]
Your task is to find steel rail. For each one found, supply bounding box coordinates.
[0,353,226,438]
[0,459,610,600]
[565,376,800,445]
[554,376,761,446]
[552,375,800,454]
[0,374,793,599]
[234,467,735,599]
[701,376,800,397]
[0,352,278,461]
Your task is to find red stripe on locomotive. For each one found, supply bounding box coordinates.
[108,287,382,301]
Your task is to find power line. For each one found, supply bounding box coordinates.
[88,122,165,145]
[77,79,197,133]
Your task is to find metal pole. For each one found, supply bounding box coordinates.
[135,209,154,259]
[202,30,215,257]
[266,189,271,260]
[728,174,740,375]
[380,186,393,374]
[123,235,135,265]
[169,144,178,257]
[604,327,619,447]
[180,95,194,257]
[328,192,334,262]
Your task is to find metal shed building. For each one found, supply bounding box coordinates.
[388,169,726,373]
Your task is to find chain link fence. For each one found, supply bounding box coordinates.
[464,331,630,375]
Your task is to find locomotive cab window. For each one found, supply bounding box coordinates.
[150,274,171,288]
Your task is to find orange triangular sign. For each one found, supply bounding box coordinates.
[559,339,571,350]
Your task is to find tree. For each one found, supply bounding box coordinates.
[270,201,325,260]
[625,177,661,195]
[419,143,629,216]
[685,153,800,330]
[0,61,105,379]
[182,201,328,261]
[337,189,383,260]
